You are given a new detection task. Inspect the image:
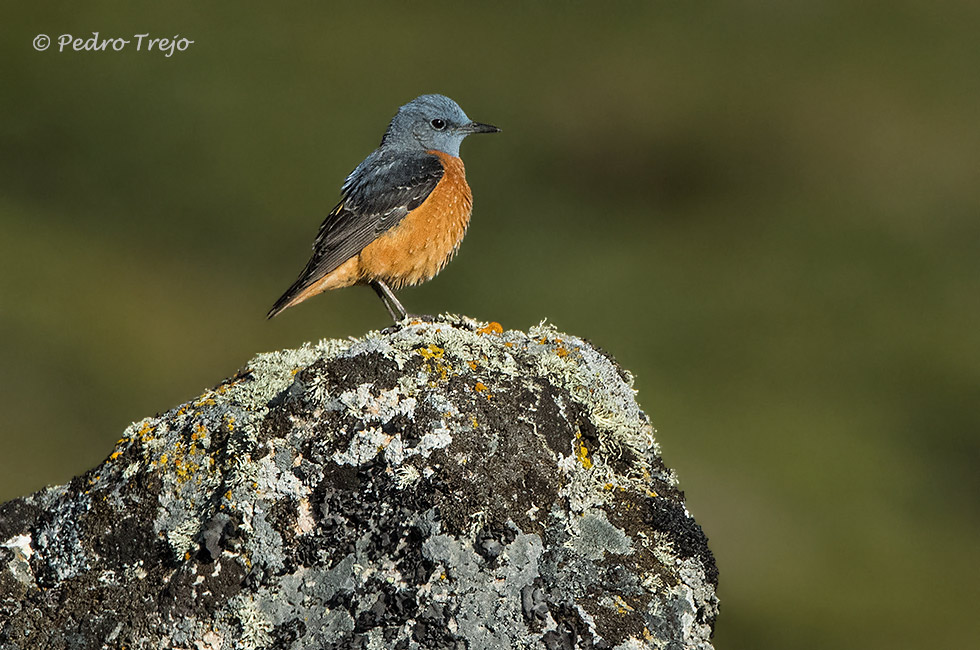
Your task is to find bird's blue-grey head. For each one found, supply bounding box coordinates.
[380,94,499,157]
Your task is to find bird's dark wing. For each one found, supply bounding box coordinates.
[267,151,444,317]
[311,152,444,276]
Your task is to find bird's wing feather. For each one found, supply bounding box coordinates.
[267,151,444,317]
[308,151,444,280]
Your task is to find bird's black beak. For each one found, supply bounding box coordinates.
[463,121,501,134]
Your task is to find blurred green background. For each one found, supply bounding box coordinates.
[2,2,978,648]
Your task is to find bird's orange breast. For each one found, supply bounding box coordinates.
[357,150,473,289]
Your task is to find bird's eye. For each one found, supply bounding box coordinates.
[430,118,447,130]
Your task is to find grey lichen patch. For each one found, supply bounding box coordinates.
[1,533,35,588]
[0,315,717,650]
[570,511,634,560]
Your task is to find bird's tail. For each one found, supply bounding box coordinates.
[266,275,310,319]
[266,294,294,320]
[268,254,360,319]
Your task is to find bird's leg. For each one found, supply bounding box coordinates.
[370,280,408,322]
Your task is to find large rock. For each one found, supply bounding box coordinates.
[0,316,718,650]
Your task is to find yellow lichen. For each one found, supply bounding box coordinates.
[473,381,492,400]
[476,322,503,336]
[418,344,444,360]
[575,432,593,470]
[110,451,123,461]
[191,423,207,441]
[613,595,635,613]
[418,344,451,384]
[137,421,155,442]
[173,453,200,484]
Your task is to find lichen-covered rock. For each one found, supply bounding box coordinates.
[0,316,718,650]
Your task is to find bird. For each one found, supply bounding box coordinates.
[267,94,499,321]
